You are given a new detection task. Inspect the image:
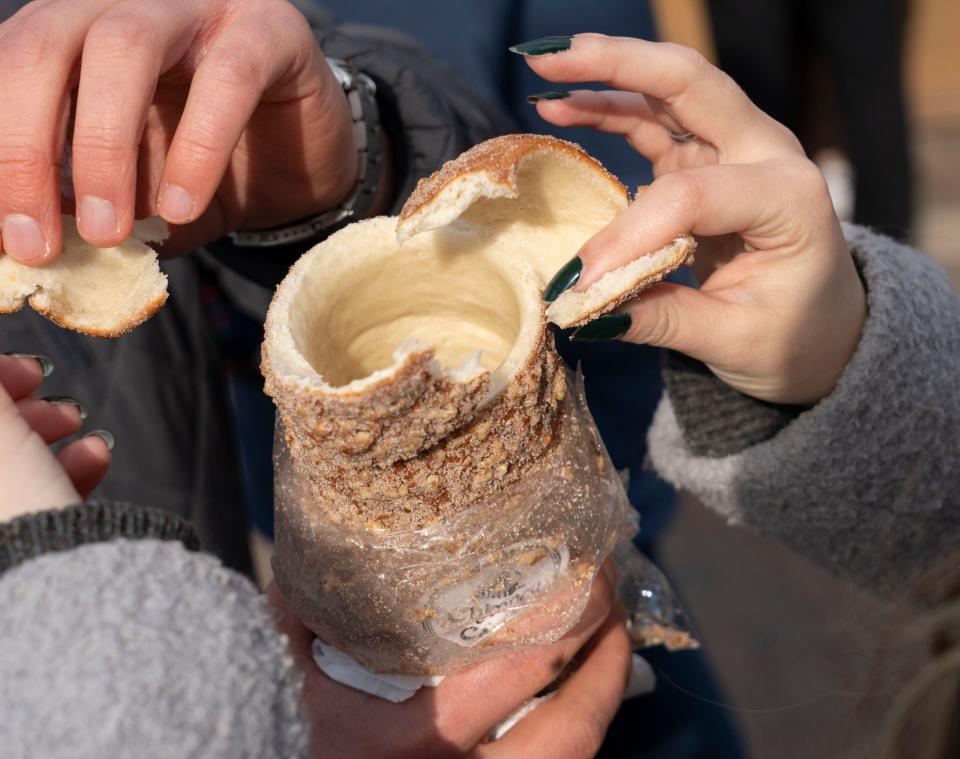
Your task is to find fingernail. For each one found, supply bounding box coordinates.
[1,214,48,263]
[543,257,582,302]
[3,352,54,377]
[42,395,88,421]
[509,36,573,56]
[571,313,632,342]
[526,90,571,104]
[85,429,115,451]
[158,184,194,223]
[77,196,119,241]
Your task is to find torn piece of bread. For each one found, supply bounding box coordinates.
[0,215,168,337]
[398,134,696,328]
[546,235,695,327]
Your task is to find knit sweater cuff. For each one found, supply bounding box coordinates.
[662,351,802,457]
[0,501,200,578]
[662,243,870,458]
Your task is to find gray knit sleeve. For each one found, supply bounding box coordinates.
[648,224,960,592]
[0,539,308,758]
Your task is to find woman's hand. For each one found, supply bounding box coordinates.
[269,561,632,759]
[0,353,111,523]
[520,34,866,405]
[0,0,361,262]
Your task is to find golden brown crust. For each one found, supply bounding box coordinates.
[26,289,169,338]
[264,347,490,467]
[0,216,169,338]
[264,322,567,531]
[399,133,626,226]
[629,623,700,652]
[551,236,697,328]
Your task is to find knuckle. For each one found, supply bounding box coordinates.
[630,300,679,348]
[508,645,566,688]
[85,12,154,59]
[791,158,832,203]
[564,703,607,757]
[665,42,712,78]
[659,170,703,214]
[208,40,265,88]
[269,0,311,30]
[0,143,55,190]
[770,119,805,154]
[0,18,65,71]
[72,127,132,164]
[174,127,226,166]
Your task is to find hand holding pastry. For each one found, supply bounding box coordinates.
[519,34,866,405]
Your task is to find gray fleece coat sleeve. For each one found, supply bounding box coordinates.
[0,510,307,759]
[648,225,960,592]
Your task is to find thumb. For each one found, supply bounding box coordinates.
[572,281,731,359]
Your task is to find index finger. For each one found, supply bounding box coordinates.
[475,608,632,759]
[0,0,104,264]
[0,353,51,399]
[574,158,829,291]
[518,34,802,161]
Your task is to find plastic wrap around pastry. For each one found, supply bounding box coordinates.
[262,134,695,531]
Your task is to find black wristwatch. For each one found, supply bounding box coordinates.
[226,58,383,249]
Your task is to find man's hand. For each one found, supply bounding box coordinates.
[0,0,361,262]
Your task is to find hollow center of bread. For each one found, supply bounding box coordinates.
[294,233,522,387]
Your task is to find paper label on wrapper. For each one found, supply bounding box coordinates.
[422,543,570,647]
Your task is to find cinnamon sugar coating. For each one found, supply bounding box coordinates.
[399,133,625,225]
[267,330,565,531]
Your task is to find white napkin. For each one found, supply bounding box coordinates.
[312,641,656,739]
[312,640,444,703]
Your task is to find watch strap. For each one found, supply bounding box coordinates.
[226,58,382,248]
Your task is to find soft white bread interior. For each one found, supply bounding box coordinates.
[546,234,694,327]
[263,134,694,529]
[0,216,168,337]
[397,134,695,328]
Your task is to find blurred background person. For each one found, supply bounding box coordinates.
[705,0,913,240]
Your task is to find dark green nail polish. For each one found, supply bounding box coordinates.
[42,395,88,421]
[3,352,54,377]
[86,429,115,451]
[544,257,582,302]
[526,91,570,104]
[509,36,572,56]
[571,314,632,342]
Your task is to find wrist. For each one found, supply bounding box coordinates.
[792,244,868,406]
[0,501,199,578]
[228,60,386,248]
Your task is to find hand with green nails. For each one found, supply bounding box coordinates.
[0,353,112,523]
[515,34,865,405]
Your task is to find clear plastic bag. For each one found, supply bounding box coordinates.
[272,372,695,675]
